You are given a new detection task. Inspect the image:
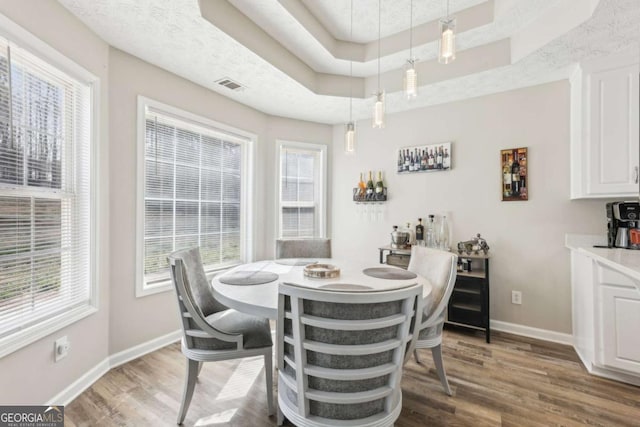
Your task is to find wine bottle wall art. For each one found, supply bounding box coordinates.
[397,142,452,174]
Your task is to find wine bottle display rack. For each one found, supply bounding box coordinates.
[353,187,387,202]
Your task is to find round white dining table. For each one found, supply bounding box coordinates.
[211,258,433,319]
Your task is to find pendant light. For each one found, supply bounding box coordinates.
[404,0,417,99]
[438,0,456,64]
[345,0,356,153]
[372,0,385,128]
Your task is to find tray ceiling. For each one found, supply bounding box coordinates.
[58,0,639,124]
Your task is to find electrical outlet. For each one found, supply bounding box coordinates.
[511,291,522,305]
[54,336,70,362]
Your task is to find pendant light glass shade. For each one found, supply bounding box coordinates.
[438,16,456,64]
[344,122,356,153]
[404,0,417,99]
[372,91,385,128]
[404,59,418,99]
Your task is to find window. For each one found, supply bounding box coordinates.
[0,28,96,356]
[137,98,253,296]
[277,141,326,239]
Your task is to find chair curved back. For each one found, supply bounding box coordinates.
[407,246,458,327]
[168,247,243,351]
[276,238,332,259]
[277,282,423,426]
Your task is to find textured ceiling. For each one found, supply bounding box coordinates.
[300,0,487,43]
[57,0,640,125]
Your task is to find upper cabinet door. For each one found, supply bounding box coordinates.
[587,64,639,196]
[571,50,640,199]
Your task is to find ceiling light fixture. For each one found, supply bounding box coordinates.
[438,0,456,64]
[345,0,356,154]
[372,0,385,128]
[404,0,417,99]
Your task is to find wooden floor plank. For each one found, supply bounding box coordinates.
[65,330,640,426]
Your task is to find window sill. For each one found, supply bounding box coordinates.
[136,262,242,298]
[0,304,98,359]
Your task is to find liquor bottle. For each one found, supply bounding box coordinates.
[425,215,436,248]
[511,153,520,196]
[397,150,404,173]
[358,172,366,197]
[375,171,384,195]
[409,152,415,171]
[503,154,512,197]
[415,218,424,243]
[436,146,443,169]
[404,149,410,171]
[366,171,375,197]
[443,148,450,169]
[428,149,435,169]
[439,215,449,250]
[421,149,427,170]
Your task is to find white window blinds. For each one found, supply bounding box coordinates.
[0,37,92,344]
[142,107,245,289]
[278,143,326,239]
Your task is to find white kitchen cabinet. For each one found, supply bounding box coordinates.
[597,267,640,372]
[566,235,640,385]
[570,49,640,199]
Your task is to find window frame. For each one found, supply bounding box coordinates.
[0,15,100,358]
[276,140,327,239]
[136,96,255,297]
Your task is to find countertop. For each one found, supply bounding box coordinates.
[566,234,640,281]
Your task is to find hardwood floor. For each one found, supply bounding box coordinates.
[65,328,640,426]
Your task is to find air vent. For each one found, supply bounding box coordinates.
[215,77,243,91]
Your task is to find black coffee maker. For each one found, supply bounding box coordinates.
[606,201,640,248]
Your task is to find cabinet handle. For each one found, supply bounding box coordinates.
[635,166,639,184]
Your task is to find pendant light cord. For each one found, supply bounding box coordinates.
[349,0,353,121]
[409,0,413,59]
[377,0,381,92]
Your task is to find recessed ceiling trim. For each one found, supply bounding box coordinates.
[510,0,601,62]
[367,38,512,95]
[200,0,500,99]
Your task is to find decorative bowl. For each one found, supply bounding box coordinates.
[304,263,340,279]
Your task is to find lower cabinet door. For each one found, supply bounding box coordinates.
[600,285,640,373]
[448,278,485,328]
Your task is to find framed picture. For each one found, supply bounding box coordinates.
[397,142,452,174]
[501,147,528,201]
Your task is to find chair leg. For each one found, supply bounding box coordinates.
[414,349,421,364]
[264,351,275,416]
[431,344,452,396]
[277,404,284,426]
[177,358,199,424]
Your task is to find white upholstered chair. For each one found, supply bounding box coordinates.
[168,248,274,424]
[407,246,458,396]
[275,238,332,259]
[276,282,423,427]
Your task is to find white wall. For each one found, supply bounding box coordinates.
[0,1,110,404]
[331,81,606,334]
[107,48,332,353]
[0,9,332,403]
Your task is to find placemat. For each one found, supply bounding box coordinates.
[274,259,317,266]
[218,271,279,286]
[362,267,417,280]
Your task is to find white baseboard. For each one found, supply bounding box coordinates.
[48,330,181,406]
[110,330,182,369]
[490,320,573,345]
[47,358,110,406]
